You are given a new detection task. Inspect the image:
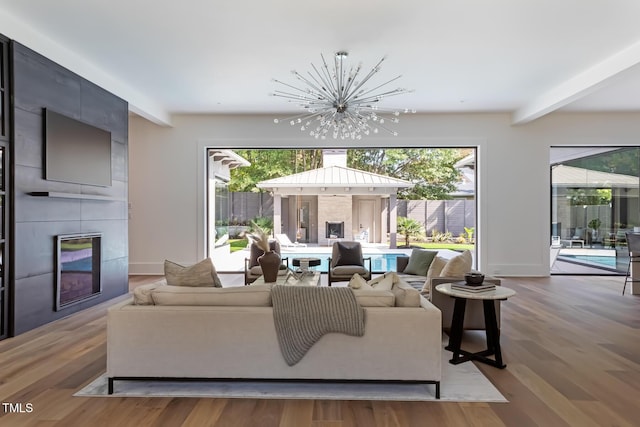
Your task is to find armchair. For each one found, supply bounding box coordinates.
[244,240,288,285]
[327,241,371,286]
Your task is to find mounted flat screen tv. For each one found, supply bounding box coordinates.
[44,109,112,187]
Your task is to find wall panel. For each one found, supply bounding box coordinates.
[11,42,128,335]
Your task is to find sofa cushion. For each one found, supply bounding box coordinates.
[367,272,395,291]
[332,265,369,277]
[440,250,473,277]
[348,273,372,290]
[132,279,166,305]
[164,258,222,287]
[350,289,395,307]
[151,283,273,306]
[392,279,422,307]
[423,256,447,294]
[403,249,437,276]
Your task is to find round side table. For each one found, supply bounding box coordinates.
[435,283,516,369]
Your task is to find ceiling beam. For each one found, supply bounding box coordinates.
[512,39,640,125]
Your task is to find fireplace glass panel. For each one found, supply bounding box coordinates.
[326,221,345,238]
[56,233,102,310]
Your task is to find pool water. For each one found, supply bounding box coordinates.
[560,254,617,269]
[286,253,404,273]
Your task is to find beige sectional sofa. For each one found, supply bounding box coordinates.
[107,280,442,398]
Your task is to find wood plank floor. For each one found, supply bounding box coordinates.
[0,275,638,426]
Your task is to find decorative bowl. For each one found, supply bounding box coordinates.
[464,273,485,286]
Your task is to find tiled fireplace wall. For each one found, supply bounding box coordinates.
[11,42,129,335]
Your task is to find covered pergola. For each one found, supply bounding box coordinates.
[257,165,413,248]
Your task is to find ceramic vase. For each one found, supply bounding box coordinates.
[258,251,281,283]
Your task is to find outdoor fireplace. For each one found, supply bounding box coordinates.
[325,221,345,238]
[55,233,102,311]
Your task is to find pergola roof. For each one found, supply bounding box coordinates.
[552,164,638,188]
[208,149,250,169]
[257,165,413,196]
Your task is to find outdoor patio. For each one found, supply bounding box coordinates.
[212,243,463,275]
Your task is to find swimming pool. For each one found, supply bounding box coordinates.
[559,254,618,269]
[286,253,404,273]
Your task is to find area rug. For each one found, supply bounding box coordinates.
[75,343,507,402]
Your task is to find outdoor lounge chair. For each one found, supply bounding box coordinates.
[327,241,371,285]
[623,232,640,295]
[275,233,307,248]
[244,240,289,285]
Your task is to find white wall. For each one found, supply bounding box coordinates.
[128,112,640,276]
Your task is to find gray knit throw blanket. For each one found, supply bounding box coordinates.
[271,285,366,366]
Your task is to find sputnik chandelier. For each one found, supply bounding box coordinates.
[271,51,414,140]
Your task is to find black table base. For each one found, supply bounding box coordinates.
[445,298,506,369]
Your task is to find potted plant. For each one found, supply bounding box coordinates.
[588,218,601,240]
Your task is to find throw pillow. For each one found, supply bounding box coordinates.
[164,258,222,287]
[403,249,437,276]
[440,250,473,277]
[334,241,364,266]
[132,279,166,305]
[367,272,395,291]
[422,256,447,294]
[349,273,373,290]
[392,279,422,307]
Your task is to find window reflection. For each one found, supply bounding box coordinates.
[551,147,640,274]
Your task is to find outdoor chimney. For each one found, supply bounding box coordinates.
[322,149,348,167]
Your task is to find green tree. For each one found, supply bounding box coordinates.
[397,216,424,247]
[348,148,465,199]
[230,149,323,192]
[566,147,639,177]
[231,148,466,200]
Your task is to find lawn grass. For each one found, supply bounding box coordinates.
[229,239,248,252]
[403,242,475,251]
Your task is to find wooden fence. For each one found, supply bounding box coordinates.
[227,193,475,238]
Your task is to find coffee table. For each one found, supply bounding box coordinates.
[252,270,321,287]
[435,283,516,369]
[291,257,322,270]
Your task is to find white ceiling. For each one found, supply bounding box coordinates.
[2,1,640,126]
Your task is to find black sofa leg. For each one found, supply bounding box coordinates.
[108,378,114,395]
[435,381,440,399]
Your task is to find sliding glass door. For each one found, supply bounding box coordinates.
[551,147,640,275]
